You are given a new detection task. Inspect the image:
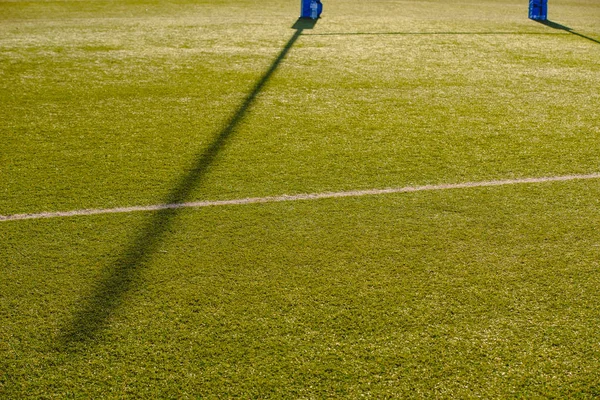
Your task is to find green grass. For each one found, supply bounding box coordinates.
[1,0,600,397]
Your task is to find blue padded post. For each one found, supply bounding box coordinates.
[529,0,548,21]
[300,0,322,20]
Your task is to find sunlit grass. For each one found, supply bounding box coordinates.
[1,0,600,397]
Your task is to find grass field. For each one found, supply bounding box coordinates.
[2,0,600,397]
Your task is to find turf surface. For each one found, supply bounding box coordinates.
[1,0,600,397]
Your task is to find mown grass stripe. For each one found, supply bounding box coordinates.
[2,173,599,222]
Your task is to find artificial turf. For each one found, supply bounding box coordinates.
[1,0,600,397]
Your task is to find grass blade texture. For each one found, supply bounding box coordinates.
[1,0,600,398]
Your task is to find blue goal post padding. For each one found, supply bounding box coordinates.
[529,0,548,20]
[299,1,543,23]
[300,0,322,20]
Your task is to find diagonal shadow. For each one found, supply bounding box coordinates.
[59,19,316,348]
[537,20,600,45]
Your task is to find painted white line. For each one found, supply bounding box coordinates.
[1,173,599,222]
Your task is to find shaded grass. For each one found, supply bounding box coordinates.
[56,22,307,346]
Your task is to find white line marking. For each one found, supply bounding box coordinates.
[1,173,599,222]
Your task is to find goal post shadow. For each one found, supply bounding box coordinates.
[58,19,317,349]
[536,19,600,45]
